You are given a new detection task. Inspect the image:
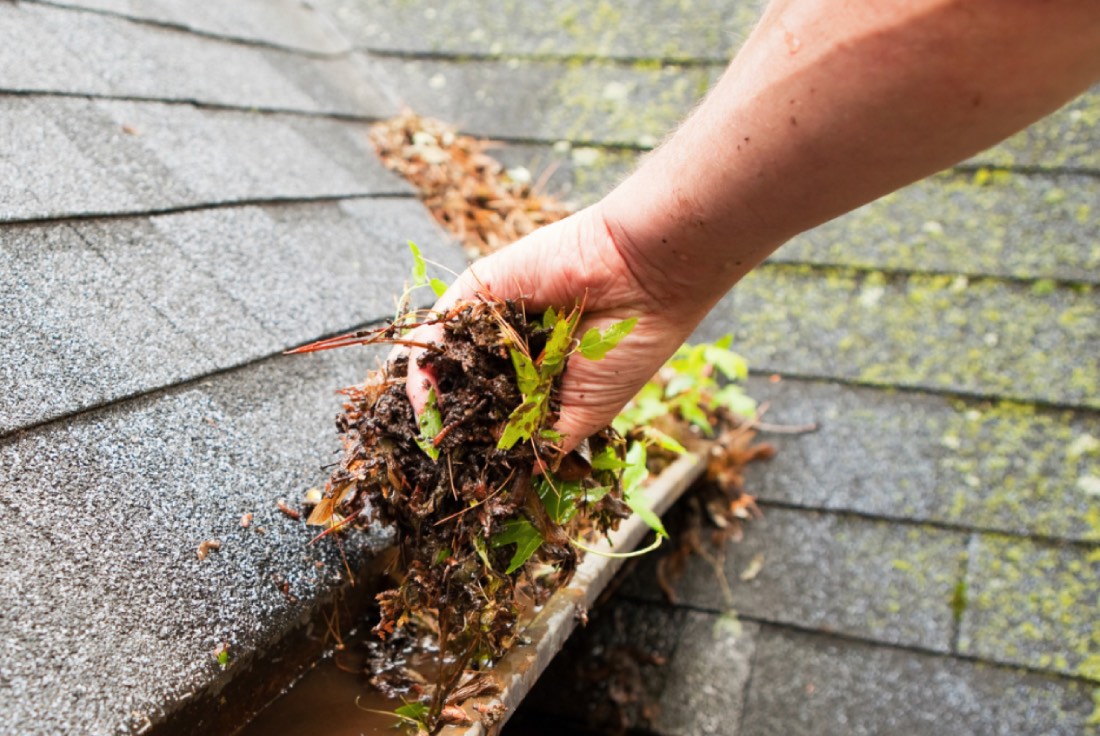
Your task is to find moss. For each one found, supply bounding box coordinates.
[774,171,1100,280]
[1032,279,1057,296]
[950,578,968,622]
[960,535,1100,680]
[546,0,760,60]
[721,264,1099,410]
[933,399,1100,541]
[547,60,711,146]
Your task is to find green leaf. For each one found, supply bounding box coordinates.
[539,428,564,442]
[491,518,544,574]
[613,382,667,434]
[712,384,757,418]
[705,344,748,380]
[534,474,584,524]
[584,484,613,505]
[541,309,580,378]
[579,317,638,360]
[591,445,628,471]
[625,492,668,539]
[414,387,443,460]
[621,443,666,538]
[621,441,649,495]
[216,648,229,668]
[430,277,448,297]
[408,241,428,286]
[542,308,560,330]
[677,399,712,434]
[510,348,540,395]
[394,701,430,726]
[714,610,743,637]
[497,392,547,450]
[472,533,492,569]
[638,426,687,455]
[664,371,695,398]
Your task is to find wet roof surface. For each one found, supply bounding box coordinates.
[2,1,1097,734]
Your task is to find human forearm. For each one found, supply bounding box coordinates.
[600,0,1100,314]
[407,0,1100,449]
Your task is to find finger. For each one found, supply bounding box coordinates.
[400,323,445,416]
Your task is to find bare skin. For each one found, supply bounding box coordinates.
[406,0,1100,451]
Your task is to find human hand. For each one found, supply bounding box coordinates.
[402,204,707,453]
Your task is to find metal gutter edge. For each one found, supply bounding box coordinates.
[445,451,709,736]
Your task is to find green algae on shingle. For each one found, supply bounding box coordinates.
[958,535,1100,681]
[719,510,966,651]
[551,0,743,60]
[371,56,713,146]
[937,400,1100,542]
[773,170,1100,283]
[547,59,714,146]
[863,522,968,648]
[332,0,763,60]
[700,263,1099,409]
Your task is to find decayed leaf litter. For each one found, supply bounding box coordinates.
[369,111,571,259]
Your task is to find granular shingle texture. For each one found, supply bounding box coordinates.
[5,0,1099,734]
[0,4,466,733]
[1,2,391,116]
[739,627,1098,736]
[36,0,352,54]
[0,96,408,222]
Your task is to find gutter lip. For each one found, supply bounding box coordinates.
[445,450,709,736]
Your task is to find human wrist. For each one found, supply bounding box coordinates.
[594,176,753,323]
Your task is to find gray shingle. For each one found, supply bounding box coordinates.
[35,0,352,54]
[520,598,694,730]
[314,0,766,62]
[3,200,460,435]
[743,377,1100,543]
[0,347,389,736]
[2,2,392,117]
[623,508,966,651]
[147,199,460,348]
[373,56,719,147]
[740,626,1097,736]
[0,98,152,220]
[72,216,277,366]
[0,97,408,222]
[958,535,1100,681]
[0,222,213,434]
[488,141,638,208]
[652,611,758,736]
[775,170,1100,284]
[0,4,110,93]
[697,264,1100,409]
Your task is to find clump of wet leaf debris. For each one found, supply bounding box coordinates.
[369,112,571,258]
[291,250,640,730]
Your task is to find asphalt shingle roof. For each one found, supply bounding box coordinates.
[0,3,462,733]
[3,1,1097,734]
